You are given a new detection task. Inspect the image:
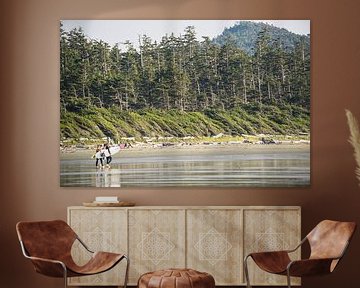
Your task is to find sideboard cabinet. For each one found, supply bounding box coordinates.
[67,206,301,286]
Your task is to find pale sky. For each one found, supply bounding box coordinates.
[61,20,310,50]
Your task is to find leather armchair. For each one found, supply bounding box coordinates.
[16,220,129,288]
[244,220,356,288]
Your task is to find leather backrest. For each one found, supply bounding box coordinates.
[307,220,356,260]
[16,220,77,261]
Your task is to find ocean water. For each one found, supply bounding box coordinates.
[60,146,310,187]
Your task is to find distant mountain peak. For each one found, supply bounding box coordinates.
[213,21,310,54]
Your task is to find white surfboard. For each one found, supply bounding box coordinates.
[109,145,121,155]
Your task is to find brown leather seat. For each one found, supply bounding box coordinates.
[16,220,129,288]
[244,220,356,288]
[138,268,215,288]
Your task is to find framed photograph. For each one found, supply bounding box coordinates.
[60,20,310,187]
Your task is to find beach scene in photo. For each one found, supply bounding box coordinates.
[60,20,310,188]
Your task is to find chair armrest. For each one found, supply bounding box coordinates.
[26,255,64,265]
[26,255,67,278]
[285,237,307,253]
[287,258,336,277]
[247,250,291,260]
[245,236,306,258]
[76,236,94,253]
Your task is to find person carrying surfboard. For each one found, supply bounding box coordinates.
[104,143,112,168]
[94,145,104,169]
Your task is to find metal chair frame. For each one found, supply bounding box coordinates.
[244,236,350,288]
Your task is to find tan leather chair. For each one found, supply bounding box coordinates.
[16,220,129,288]
[244,220,356,288]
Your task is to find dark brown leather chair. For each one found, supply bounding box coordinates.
[244,220,356,288]
[16,220,129,288]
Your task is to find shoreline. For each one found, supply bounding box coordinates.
[60,134,310,154]
[60,141,310,159]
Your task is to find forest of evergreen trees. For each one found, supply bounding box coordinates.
[60,23,310,140]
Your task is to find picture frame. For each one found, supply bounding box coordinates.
[60,20,310,188]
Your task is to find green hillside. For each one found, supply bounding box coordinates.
[60,103,309,142]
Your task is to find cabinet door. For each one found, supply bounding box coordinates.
[128,209,186,284]
[243,208,301,286]
[68,208,127,286]
[187,209,243,285]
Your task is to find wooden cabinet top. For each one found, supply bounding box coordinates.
[69,205,301,210]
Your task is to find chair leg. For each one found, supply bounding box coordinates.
[123,255,130,288]
[62,264,68,288]
[244,255,252,288]
[286,269,292,288]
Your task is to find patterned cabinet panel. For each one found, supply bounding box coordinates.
[128,209,186,284]
[187,209,243,285]
[68,208,127,286]
[243,208,301,286]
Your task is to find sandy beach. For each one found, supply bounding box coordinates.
[60,141,310,160]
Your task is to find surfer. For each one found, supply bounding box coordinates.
[94,145,104,169]
[104,143,112,168]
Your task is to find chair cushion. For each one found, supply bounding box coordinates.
[138,268,215,288]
